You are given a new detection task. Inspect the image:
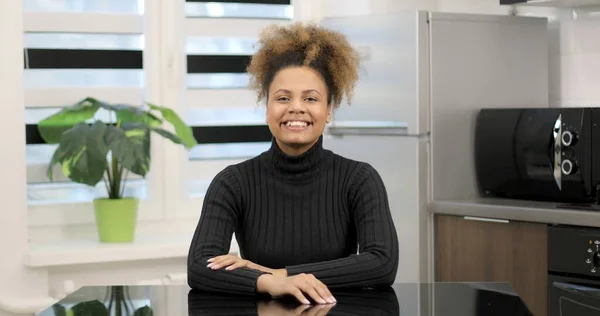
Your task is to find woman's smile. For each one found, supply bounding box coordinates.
[281,120,313,132]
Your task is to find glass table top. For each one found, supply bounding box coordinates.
[36,282,533,316]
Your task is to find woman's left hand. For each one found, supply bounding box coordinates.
[207,254,287,277]
[207,254,254,271]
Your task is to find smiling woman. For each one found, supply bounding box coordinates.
[187,22,399,305]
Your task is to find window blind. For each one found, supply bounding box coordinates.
[183,0,292,200]
[23,0,147,204]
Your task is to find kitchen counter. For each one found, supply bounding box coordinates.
[430,197,600,227]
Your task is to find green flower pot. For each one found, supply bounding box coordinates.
[93,198,139,243]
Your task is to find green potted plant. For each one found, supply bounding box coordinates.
[38,97,196,242]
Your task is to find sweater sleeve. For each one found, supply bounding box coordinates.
[187,167,269,295]
[284,163,399,288]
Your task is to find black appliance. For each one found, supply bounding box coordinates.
[474,108,600,204]
[548,225,600,316]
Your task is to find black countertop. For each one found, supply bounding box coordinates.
[37,282,533,316]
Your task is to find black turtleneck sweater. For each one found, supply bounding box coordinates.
[187,136,399,295]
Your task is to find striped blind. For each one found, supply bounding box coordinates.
[22,0,297,211]
[183,0,293,199]
[24,0,147,204]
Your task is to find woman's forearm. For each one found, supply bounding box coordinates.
[187,168,269,294]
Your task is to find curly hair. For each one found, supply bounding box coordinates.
[246,22,361,108]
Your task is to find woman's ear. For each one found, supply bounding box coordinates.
[326,105,333,123]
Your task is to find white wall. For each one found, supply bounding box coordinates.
[47,259,187,298]
[552,11,600,107]
[0,1,54,315]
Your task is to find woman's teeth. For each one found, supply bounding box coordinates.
[286,121,308,127]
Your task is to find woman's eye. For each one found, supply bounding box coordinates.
[305,97,318,102]
[277,97,289,101]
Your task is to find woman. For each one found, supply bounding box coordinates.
[187,22,399,305]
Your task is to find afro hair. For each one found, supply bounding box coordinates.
[246,22,361,108]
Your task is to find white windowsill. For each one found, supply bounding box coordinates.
[24,234,240,268]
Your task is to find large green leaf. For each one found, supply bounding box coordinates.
[147,102,197,149]
[69,300,109,316]
[105,124,150,176]
[52,304,67,316]
[87,98,162,128]
[38,98,101,144]
[54,121,109,186]
[134,306,153,316]
[151,127,182,145]
[112,104,162,128]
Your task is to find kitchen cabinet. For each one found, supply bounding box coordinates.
[434,214,547,316]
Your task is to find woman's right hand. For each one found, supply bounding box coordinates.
[256,273,336,305]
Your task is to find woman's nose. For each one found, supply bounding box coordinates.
[288,99,305,113]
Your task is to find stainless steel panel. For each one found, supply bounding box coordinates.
[463,216,510,224]
[320,12,430,134]
[327,121,409,136]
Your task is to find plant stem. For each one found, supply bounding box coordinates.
[102,175,111,197]
[102,286,110,303]
[111,155,120,199]
[120,168,129,198]
[108,119,123,199]
[107,286,114,313]
[124,287,134,313]
[115,286,123,316]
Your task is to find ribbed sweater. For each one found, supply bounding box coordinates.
[187,135,399,295]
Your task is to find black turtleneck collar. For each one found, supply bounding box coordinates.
[260,135,332,181]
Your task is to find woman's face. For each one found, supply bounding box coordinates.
[266,66,332,156]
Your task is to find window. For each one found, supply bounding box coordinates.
[21,0,311,228]
[161,0,294,218]
[23,0,164,225]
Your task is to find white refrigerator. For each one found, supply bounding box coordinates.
[320,11,549,285]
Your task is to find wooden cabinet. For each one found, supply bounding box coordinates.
[435,214,547,316]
